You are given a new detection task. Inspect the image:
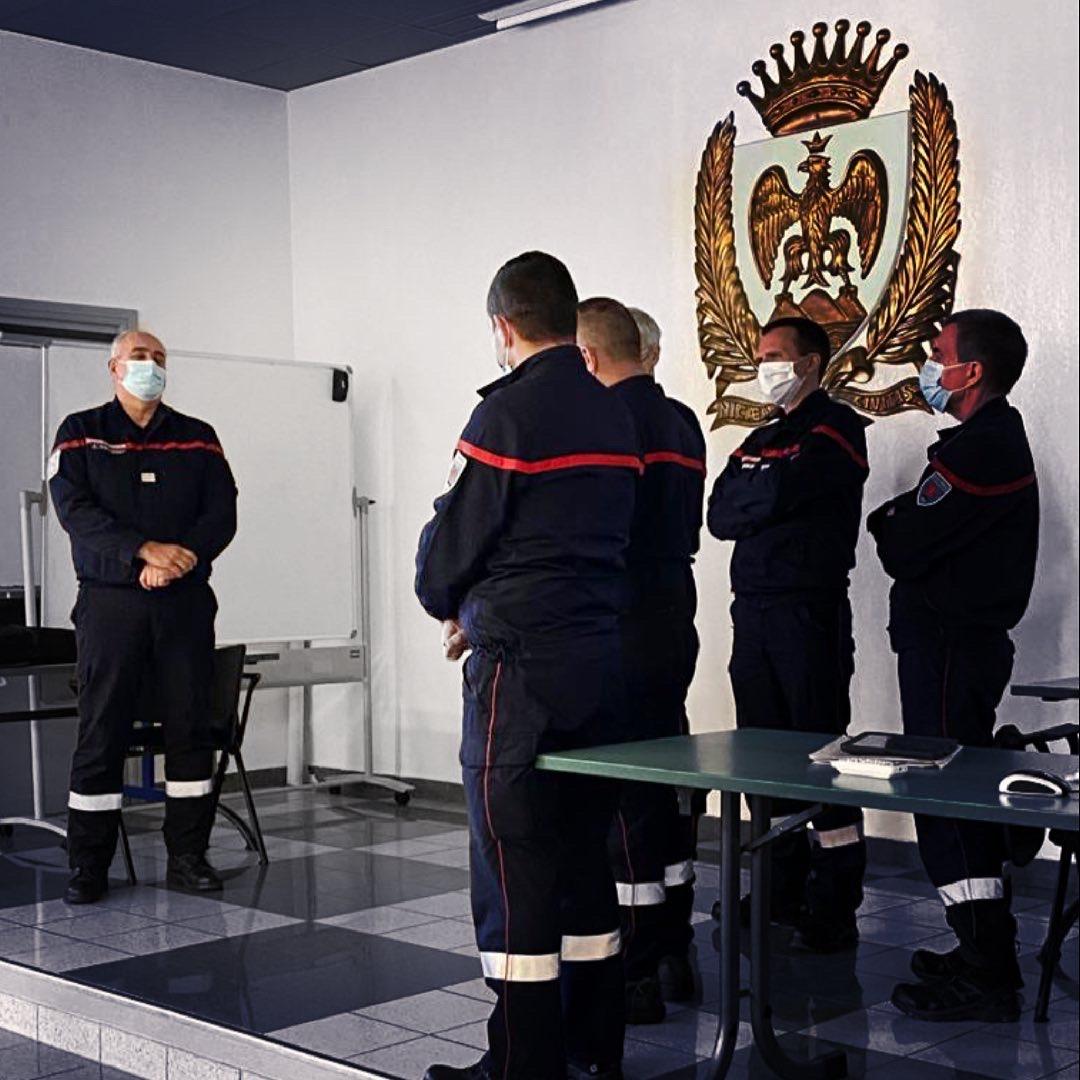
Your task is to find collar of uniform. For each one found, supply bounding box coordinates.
[782,387,829,422]
[613,372,658,396]
[107,396,172,438]
[476,344,581,398]
[929,395,1010,456]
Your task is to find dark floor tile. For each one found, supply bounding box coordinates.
[913,1027,1079,1078]
[66,922,480,1032]
[0,1039,89,1080]
[866,1056,997,1078]
[0,857,71,908]
[183,851,469,919]
[856,947,921,982]
[309,849,470,899]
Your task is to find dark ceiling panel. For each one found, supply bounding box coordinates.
[0,0,501,89]
[204,0,393,53]
[121,23,297,79]
[338,24,455,68]
[110,0,256,20]
[243,50,368,92]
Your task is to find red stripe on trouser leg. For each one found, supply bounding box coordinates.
[483,662,512,1079]
[617,811,636,939]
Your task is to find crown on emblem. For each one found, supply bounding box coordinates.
[737,19,909,137]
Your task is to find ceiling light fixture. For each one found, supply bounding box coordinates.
[478,0,608,31]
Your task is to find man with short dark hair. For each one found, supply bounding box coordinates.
[708,316,870,951]
[416,254,639,1080]
[49,330,237,904]
[578,299,705,1023]
[869,309,1038,1022]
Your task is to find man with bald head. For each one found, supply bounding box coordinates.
[579,298,706,1023]
[49,330,237,903]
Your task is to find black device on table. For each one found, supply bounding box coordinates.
[840,731,959,760]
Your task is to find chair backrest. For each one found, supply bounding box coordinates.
[208,644,247,749]
[996,722,1080,756]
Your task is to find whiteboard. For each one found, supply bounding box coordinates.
[42,342,357,644]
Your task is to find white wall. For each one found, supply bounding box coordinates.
[288,0,1080,838]
[0,31,294,357]
[0,31,297,771]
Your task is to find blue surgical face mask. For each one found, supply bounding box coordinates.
[918,359,951,413]
[122,359,167,402]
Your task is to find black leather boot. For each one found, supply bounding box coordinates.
[64,867,108,905]
[166,852,223,892]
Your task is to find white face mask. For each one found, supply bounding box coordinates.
[757,360,802,409]
[121,359,167,402]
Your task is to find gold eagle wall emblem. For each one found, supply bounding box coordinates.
[695,20,961,428]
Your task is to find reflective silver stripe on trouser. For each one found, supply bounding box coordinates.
[809,823,864,849]
[616,881,666,906]
[68,792,122,811]
[480,951,560,982]
[938,878,1006,906]
[561,930,622,961]
[165,779,214,798]
[664,859,695,887]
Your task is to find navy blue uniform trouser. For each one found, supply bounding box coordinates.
[68,584,217,872]
[729,594,866,920]
[462,646,625,1080]
[895,626,1019,978]
[608,610,700,981]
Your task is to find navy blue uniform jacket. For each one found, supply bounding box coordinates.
[414,346,640,650]
[613,376,705,615]
[49,398,237,588]
[707,389,870,594]
[867,396,1038,638]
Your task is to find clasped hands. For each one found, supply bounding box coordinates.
[137,541,198,591]
[441,619,470,662]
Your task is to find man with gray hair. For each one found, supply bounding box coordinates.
[49,329,237,904]
[628,307,661,375]
[579,299,706,1023]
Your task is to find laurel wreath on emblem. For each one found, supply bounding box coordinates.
[696,68,961,429]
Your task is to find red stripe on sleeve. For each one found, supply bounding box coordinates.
[642,450,707,474]
[53,437,223,455]
[457,439,644,475]
[810,424,868,470]
[931,460,1035,497]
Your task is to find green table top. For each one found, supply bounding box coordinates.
[536,730,1080,832]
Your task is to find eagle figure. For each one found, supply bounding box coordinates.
[749,132,888,294]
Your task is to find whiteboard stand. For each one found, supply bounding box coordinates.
[294,494,413,805]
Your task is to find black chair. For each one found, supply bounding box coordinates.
[119,644,268,880]
[996,721,1079,1022]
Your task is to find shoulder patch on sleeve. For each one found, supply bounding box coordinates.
[917,471,952,507]
[444,450,468,492]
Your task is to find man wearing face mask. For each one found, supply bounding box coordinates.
[49,330,237,904]
[707,317,870,952]
[415,254,639,1080]
[868,310,1037,1022]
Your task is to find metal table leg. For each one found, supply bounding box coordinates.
[749,796,847,1079]
[709,790,742,1079]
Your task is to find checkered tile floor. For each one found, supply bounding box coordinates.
[2,788,1077,1080]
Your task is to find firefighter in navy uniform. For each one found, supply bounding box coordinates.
[49,330,237,904]
[415,254,638,1080]
[708,317,869,952]
[577,299,705,1024]
[869,310,1038,1022]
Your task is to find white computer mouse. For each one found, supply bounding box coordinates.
[998,770,1071,797]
